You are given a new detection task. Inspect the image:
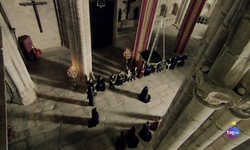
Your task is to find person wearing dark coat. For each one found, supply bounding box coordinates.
[116,72,125,85]
[131,67,138,80]
[169,56,177,70]
[115,131,126,150]
[179,53,188,67]
[125,67,132,82]
[96,76,105,92]
[126,126,139,148]
[87,79,97,96]
[109,74,117,89]
[139,121,152,142]
[156,62,163,72]
[165,58,171,69]
[144,64,152,76]
[176,56,182,67]
[88,107,99,128]
[138,86,151,103]
[87,85,95,106]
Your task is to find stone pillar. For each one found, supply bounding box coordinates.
[132,0,159,66]
[173,0,207,54]
[61,0,92,85]
[156,88,221,150]
[0,13,37,105]
[74,0,92,81]
[187,107,248,150]
[205,119,250,150]
[208,3,250,88]
[0,27,7,150]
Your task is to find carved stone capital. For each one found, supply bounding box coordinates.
[195,69,242,107]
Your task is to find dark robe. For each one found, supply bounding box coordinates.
[87,79,97,96]
[176,56,182,67]
[109,74,117,89]
[144,65,152,76]
[116,73,125,85]
[87,86,95,106]
[115,132,126,150]
[131,67,138,80]
[139,124,152,142]
[157,62,163,72]
[126,126,139,148]
[169,57,177,70]
[96,76,105,91]
[138,86,151,103]
[88,108,99,128]
[179,54,188,67]
[125,68,132,82]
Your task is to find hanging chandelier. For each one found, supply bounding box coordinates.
[97,0,106,9]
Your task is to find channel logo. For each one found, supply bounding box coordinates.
[226,121,240,139]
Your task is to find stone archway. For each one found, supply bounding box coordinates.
[159,4,167,17]
[172,3,178,15]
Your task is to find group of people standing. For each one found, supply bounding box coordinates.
[115,117,162,149]
[109,54,188,87]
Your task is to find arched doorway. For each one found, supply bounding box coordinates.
[159,4,167,17]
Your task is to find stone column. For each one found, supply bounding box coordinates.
[208,3,250,88]
[74,0,92,81]
[0,27,7,150]
[132,0,159,66]
[201,0,245,67]
[0,13,37,105]
[156,88,221,150]
[186,107,248,149]
[62,0,92,85]
[173,0,207,54]
[205,119,250,150]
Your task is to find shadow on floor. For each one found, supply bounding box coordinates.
[113,111,160,121]
[109,88,139,99]
[37,93,89,106]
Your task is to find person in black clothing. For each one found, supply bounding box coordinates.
[156,62,163,72]
[116,72,125,85]
[179,53,188,67]
[131,66,138,80]
[96,76,105,92]
[139,121,152,142]
[169,56,177,70]
[87,85,95,106]
[125,67,132,82]
[115,131,126,150]
[126,126,139,148]
[109,74,117,89]
[88,107,99,128]
[87,79,97,96]
[138,86,151,103]
[144,64,152,76]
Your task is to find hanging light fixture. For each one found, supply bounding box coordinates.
[97,0,106,9]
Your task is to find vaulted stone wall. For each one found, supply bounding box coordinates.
[146,0,250,149]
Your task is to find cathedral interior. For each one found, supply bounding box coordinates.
[0,0,250,149]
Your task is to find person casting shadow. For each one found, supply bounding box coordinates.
[96,76,105,92]
[126,126,139,148]
[139,121,152,142]
[115,131,126,150]
[88,107,99,128]
[138,86,151,103]
[87,84,95,106]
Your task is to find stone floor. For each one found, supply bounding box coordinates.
[7,24,207,150]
